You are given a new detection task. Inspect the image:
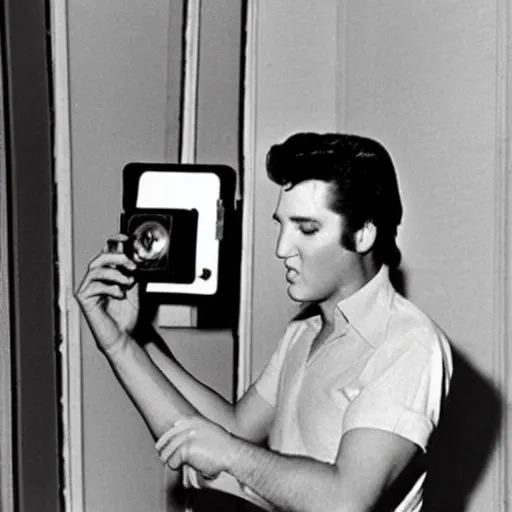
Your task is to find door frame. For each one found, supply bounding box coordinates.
[496,0,512,507]
[1,0,62,510]
[0,25,14,512]
[50,0,85,510]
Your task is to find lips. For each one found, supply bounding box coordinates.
[285,268,299,282]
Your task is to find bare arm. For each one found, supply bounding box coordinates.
[102,336,199,438]
[144,334,274,442]
[158,420,419,512]
[74,244,200,438]
[226,428,419,512]
[76,236,273,442]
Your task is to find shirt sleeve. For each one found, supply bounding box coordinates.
[342,328,451,452]
[252,322,301,407]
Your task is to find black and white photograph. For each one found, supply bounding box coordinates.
[0,1,510,512]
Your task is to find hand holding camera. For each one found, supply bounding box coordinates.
[75,234,140,354]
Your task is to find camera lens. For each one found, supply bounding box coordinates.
[131,220,170,266]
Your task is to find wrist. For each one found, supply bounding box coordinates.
[224,433,248,474]
[101,332,132,358]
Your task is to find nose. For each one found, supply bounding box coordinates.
[275,226,295,259]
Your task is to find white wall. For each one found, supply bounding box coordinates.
[250,1,506,510]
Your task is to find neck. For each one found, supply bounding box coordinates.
[318,256,381,326]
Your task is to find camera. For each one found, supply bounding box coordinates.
[121,208,198,284]
[121,162,237,320]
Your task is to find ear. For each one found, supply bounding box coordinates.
[354,221,377,253]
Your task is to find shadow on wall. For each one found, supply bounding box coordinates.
[391,267,504,512]
[422,346,503,512]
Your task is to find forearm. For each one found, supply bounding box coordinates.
[228,439,345,512]
[142,337,237,432]
[104,335,199,439]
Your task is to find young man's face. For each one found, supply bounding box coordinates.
[273,179,362,309]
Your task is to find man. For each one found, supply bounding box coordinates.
[76,133,452,511]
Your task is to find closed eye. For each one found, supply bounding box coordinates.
[297,221,319,235]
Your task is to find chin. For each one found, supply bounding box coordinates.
[287,285,312,303]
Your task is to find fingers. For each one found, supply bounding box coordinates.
[85,282,126,301]
[102,233,130,255]
[82,236,137,285]
[156,419,197,470]
[75,239,137,306]
[78,265,134,299]
[76,236,137,304]
[87,265,135,286]
[182,465,192,488]
[156,418,223,480]
[156,419,190,451]
[159,430,193,470]
[183,466,204,489]
[80,280,131,303]
[89,251,136,272]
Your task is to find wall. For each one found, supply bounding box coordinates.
[251,0,341,374]
[68,1,242,510]
[250,1,506,511]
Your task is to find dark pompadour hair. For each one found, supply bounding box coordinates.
[266,132,403,268]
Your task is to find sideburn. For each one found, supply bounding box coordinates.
[340,224,357,251]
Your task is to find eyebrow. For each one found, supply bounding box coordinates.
[272,212,319,224]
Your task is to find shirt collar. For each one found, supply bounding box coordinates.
[335,265,395,348]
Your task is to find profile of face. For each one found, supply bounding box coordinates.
[273,179,365,309]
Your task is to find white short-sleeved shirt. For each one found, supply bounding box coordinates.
[253,265,453,511]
